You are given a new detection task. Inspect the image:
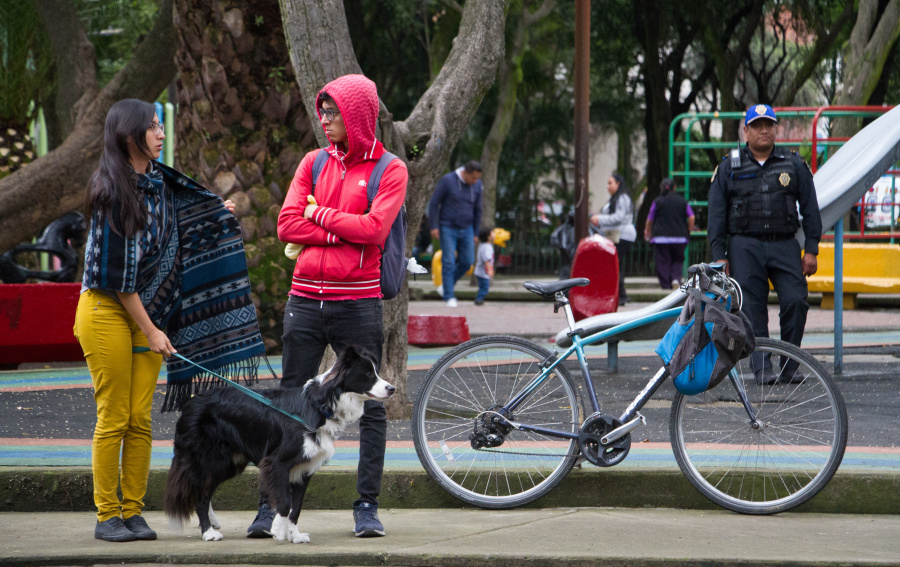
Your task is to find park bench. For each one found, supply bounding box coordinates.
[807,243,900,309]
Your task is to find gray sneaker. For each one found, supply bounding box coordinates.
[123,515,157,540]
[95,517,136,542]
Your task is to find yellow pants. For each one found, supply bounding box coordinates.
[73,289,162,522]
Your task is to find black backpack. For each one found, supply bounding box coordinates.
[311,150,408,300]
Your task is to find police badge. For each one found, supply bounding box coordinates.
[779,172,790,186]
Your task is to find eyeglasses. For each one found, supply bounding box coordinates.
[148,122,164,134]
[320,108,341,121]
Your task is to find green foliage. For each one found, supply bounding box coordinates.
[452,2,577,230]
[0,0,54,125]
[345,0,456,118]
[72,0,160,87]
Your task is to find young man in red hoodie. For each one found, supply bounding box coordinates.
[245,74,407,539]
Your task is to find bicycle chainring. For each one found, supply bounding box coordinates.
[578,414,631,467]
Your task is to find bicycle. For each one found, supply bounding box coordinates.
[411,263,848,514]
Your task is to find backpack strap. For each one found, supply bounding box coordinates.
[364,151,398,214]
[310,149,330,197]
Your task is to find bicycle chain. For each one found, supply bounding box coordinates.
[475,447,577,458]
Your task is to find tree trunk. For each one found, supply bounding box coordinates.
[173,0,316,351]
[479,0,556,230]
[32,0,99,139]
[279,0,507,417]
[0,0,177,254]
[832,0,900,137]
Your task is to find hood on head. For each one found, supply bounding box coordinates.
[316,74,380,166]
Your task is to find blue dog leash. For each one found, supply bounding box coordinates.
[133,346,314,430]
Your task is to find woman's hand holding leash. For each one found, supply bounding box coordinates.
[147,328,176,357]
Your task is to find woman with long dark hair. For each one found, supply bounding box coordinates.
[591,173,637,305]
[74,99,264,542]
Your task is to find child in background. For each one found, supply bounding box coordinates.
[474,228,495,306]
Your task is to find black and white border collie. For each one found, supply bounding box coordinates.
[164,345,394,543]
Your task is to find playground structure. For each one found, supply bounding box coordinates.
[563,104,900,373]
[809,243,900,309]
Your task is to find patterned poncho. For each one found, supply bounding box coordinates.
[81,162,265,411]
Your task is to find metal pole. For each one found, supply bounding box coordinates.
[834,218,843,375]
[164,102,175,167]
[573,0,590,242]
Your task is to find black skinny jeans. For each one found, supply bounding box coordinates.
[281,295,387,506]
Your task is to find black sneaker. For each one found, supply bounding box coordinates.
[247,501,275,538]
[755,370,778,385]
[353,502,385,537]
[778,371,805,384]
[95,517,136,542]
[123,515,157,540]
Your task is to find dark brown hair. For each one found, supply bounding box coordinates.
[85,99,156,236]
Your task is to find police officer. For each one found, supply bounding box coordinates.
[707,104,822,384]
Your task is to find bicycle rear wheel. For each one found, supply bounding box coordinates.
[412,335,582,509]
[670,337,848,514]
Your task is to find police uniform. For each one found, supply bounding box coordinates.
[707,143,822,362]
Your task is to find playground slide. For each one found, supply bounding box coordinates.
[557,104,900,348]
[806,103,900,239]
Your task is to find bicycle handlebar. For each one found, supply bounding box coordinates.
[687,262,726,277]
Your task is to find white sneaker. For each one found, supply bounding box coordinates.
[671,279,680,290]
[436,284,444,297]
[445,298,458,307]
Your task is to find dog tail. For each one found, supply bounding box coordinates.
[164,449,200,527]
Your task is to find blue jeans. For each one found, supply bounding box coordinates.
[281,295,386,506]
[439,225,475,301]
[475,276,490,302]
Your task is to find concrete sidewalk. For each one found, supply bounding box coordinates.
[2,508,899,566]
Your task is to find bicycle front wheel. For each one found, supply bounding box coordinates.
[670,337,848,514]
[412,335,582,509]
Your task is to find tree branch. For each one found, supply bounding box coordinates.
[0,0,177,254]
[780,0,854,105]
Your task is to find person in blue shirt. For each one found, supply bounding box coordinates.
[427,160,483,306]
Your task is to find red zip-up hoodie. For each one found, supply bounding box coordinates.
[277,75,408,300]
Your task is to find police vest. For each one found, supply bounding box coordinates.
[726,147,800,236]
[651,192,690,239]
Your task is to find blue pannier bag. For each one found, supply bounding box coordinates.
[311,150,408,300]
[655,277,755,395]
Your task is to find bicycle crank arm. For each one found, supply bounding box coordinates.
[601,413,646,445]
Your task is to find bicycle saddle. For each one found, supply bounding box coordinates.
[522,278,590,299]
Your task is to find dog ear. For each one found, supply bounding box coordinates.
[341,344,376,366]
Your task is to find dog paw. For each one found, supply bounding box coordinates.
[270,514,289,542]
[202,527,223,541]
[288,525,310,544]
